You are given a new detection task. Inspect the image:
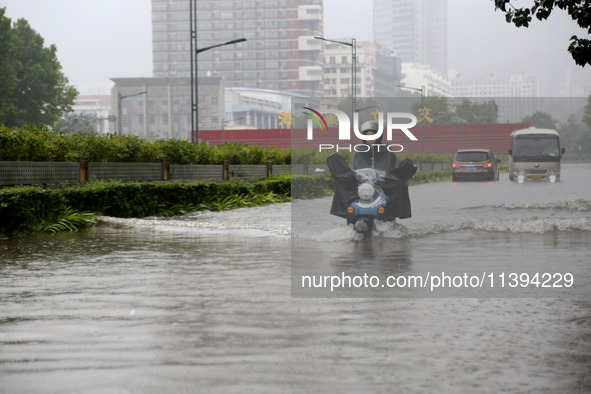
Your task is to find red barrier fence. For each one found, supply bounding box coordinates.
[200,123,530,155]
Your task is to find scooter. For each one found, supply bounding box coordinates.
[346,168,388,236]
[326,153,416,240]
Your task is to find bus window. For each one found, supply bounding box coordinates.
[513,134,560,162]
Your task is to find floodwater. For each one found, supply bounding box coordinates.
[1,164,590,393]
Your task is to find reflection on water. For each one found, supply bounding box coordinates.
[0,164,590,392]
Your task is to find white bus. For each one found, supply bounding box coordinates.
[508,127,565,183]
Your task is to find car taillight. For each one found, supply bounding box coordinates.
[452,162,460,169]
[483,162,492,168]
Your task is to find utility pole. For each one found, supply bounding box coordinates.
[117,90,148,134]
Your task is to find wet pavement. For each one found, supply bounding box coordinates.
[1,164,590,393]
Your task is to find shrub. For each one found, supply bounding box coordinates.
[408,170,452,185]
[0,177,298,237]
[0,126,292,165]
[291,175,334,199]
[1,126,463,166]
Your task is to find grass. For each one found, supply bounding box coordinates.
[156,192,290,214]
[34,207,98,234]
[196,192,290,211]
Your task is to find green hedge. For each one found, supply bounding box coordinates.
[291,175,335,199]
[0,176,293,237]
[408,170,452,185]
[0,126,291,164]
[0,170,455,237]
[1,126,457,165]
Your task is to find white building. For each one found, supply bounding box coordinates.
[224,87,320,130]
[70,96,113,134]
[320,40,401,98]
[450,73,541,122]
[400,63,450,97]
[451,73,540,98]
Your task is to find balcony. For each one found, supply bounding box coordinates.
[298,5,322,21]
[299,66,323,81]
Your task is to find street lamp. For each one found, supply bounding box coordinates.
[398,84,426,152]
[196,38,247,54]
[357,105,377,113]
[314,36,356,116]
[117,90,147,135]
[189,31,247,143]
[397,84,425,106]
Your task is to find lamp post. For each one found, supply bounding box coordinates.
[314,36,356,116]
[189,33,247,144]
[356,105,377,114]
[397,84,425,106]
[117,90,147,135]
[397,84,426,152]
[195,38,247,55]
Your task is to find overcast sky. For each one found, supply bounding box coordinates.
[1,0,589,96]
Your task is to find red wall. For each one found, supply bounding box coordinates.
[199,123,530,155]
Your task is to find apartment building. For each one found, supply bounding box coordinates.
[152,0,324,97]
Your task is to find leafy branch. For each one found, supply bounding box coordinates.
[493,0,591,66]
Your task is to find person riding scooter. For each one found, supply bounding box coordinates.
[326,120,417,222]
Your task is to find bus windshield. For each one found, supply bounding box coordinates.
[512,134,560,162]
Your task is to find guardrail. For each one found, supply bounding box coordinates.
[0,160,450,186]
[0,161,80,186]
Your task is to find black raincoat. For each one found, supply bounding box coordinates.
[327,147,416,220]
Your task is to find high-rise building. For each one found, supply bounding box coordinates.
[152,0,324,97]
[401,63,450,97]
[320,40,401,98]
[373,0,447,77]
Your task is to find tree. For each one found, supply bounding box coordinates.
[0,8,78,128]
[411,96,455,125]
[560,114,589,156]
[493,0,591,67]
[55,113,99,135]
[520,111,558,129]
[0,9,17,123]
[578,91,591,156]
[454,99,499,124]
[583,90,591,131]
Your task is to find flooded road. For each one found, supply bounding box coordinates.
[292,163,591,298]
[1,164,590,393]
